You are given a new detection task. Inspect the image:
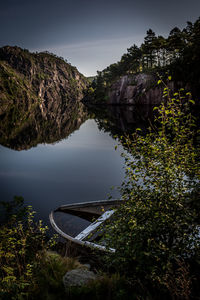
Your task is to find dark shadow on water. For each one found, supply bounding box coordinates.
[89,104,156,137]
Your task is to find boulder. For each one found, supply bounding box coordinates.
[63,269,97,288]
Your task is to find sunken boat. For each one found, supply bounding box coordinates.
[49,199,123,252]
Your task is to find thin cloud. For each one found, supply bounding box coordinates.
[32,36,143,53]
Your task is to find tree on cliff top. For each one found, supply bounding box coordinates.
[92,16,200,100]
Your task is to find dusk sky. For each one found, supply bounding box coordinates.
[1,0,200,76]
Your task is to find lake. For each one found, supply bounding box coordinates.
[0,102,154,228]
[0,120,125,224]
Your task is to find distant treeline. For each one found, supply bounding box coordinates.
[92,17,200,98]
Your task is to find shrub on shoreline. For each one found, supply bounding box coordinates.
[104,84,200,298]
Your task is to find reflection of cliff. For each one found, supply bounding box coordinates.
[91,105,155,136]
[0,101,88,150]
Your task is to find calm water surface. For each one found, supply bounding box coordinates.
[0,118,125,224]
[0,100,156,230]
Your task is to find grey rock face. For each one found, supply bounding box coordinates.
[63,269,97,288]
[108,73,168,105]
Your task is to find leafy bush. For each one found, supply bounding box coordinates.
[67,273,134,300]
[0,197,56,299]
[104,85,200,298]
[32,251,86,299]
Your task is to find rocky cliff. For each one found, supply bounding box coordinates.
[108,73,173,105]
[84,73,175,106]
[0,46,88,113]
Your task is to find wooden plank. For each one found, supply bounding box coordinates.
[75,210,115,241]
[57,199,123,215]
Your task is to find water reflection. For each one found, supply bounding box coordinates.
[0,100,156,225]
[90,105,155,137]
[0,101,88,150]
[0,100,155,151]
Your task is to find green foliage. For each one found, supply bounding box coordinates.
[87,76,96,83]
[104,87,200,297]
[67,273,134,300]
[88,87,95,94]
[0,197,57,299]
[33,252,84,299]
[0,62,33,102]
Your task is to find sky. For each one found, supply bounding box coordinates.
[0,0,200,76]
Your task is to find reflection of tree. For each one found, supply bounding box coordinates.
[1,101,198,152]
[0,102,88,150]
[89,105,156,139]
[0,99,156,151]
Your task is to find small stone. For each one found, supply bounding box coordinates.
[83,263,91,270]
[63,269,96,288]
